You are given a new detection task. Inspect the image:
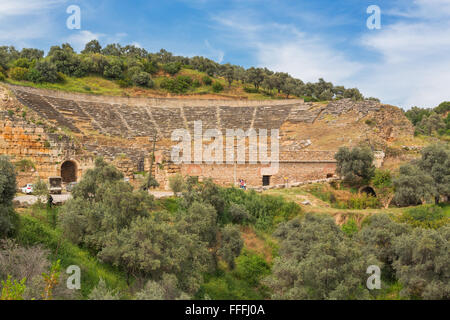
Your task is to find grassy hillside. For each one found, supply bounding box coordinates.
[5,68,301,100]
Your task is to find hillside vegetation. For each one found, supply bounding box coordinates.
[0,42,373,101]
[1,147,449,300]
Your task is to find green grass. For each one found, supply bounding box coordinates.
[6,76,125,96]
[4,68,300,100]
[15,211,129,299]
[196,267,267,300]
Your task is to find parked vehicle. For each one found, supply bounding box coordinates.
[21,184,33,194]
[48,177,62,194]
[66,182,78,193]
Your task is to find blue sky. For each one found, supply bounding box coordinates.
[1,0,449,109]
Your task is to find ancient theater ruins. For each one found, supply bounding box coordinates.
[0,84,414,190]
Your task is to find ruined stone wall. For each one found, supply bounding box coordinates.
[176,161,336,189]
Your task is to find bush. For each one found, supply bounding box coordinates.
[264,213,378,299]
[160,76,192,94]
[0,156,18,238]
[340,194,380,209]
[234,251,270,287]
[202,76,212,86]
[228,203,251,224]
[243,86,259,93]
[192,79,201,88]
[342,218,358,237]
[335,146,375,185]
[131,71,153,87]
[0,72,5,81]
[162,62,181,75]
[14,159,35,172]
[212,82,224,93]
[9,67,28,81]
[13,58,32,68]
[395,205,449,229]
[168,173,185,194]
[35,60,60,83]
[26,68,43,83]
[16,215,128,298]
[393,226,450,299]
[222,187,301,231]
[372,169,392,188]
[116,78,132,88]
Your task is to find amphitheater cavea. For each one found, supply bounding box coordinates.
[0,84,413,189]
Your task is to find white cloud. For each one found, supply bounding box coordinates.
[357,0,450,108]
[256,33,363,84]
[212,2,450,109]
[0,0,66,17]
[66,30,104,52]
[204,40,224,63]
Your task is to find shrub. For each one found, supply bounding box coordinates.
[228,203,251,224]
[15,159,35,172]
[343,194,380,209]
[0,156,18,237]
[335,146,375,185]
[34,60,60,83]
[393,226,450,299]
[342,218,359,237]
[218,224,243,269]
[13,58,32,68]
[372,169,391,187]
[116,78,132,88]
[222,187,301,231]
[162,62,181,75]
[168,173,185,194]
[212,82,224,93]
[235,251,271,287]
[26,68,43,83]
[243,86,259,93]
[264,213,378,299]
[88,279,121,300]
[9,67,29,81]
[192,79,201,88]
[202,76,212,86]
[393,164,436,207]
[395,205,449,229]
[131,71,153,87]
[160,76,192,94]
[0,73,5,81]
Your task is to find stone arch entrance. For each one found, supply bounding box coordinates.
[61,160,77,183]
[359,186,376,197]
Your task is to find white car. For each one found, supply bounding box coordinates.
[21,184,33,194]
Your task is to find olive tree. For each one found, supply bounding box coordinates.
[264,213,378,299]
[335,146,375,185]
[393,225,450,299]
[0,156,18,237]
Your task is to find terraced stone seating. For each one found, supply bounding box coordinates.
[151,107,185,137]
[287,104,322,123]
[219,106,254,131]
[253,104,293,129]
[77,101,129,137]
[184,106,218,132]
[119,105,156,137]
[14,90,80,133]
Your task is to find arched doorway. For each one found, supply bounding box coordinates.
[61,160,77,183]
